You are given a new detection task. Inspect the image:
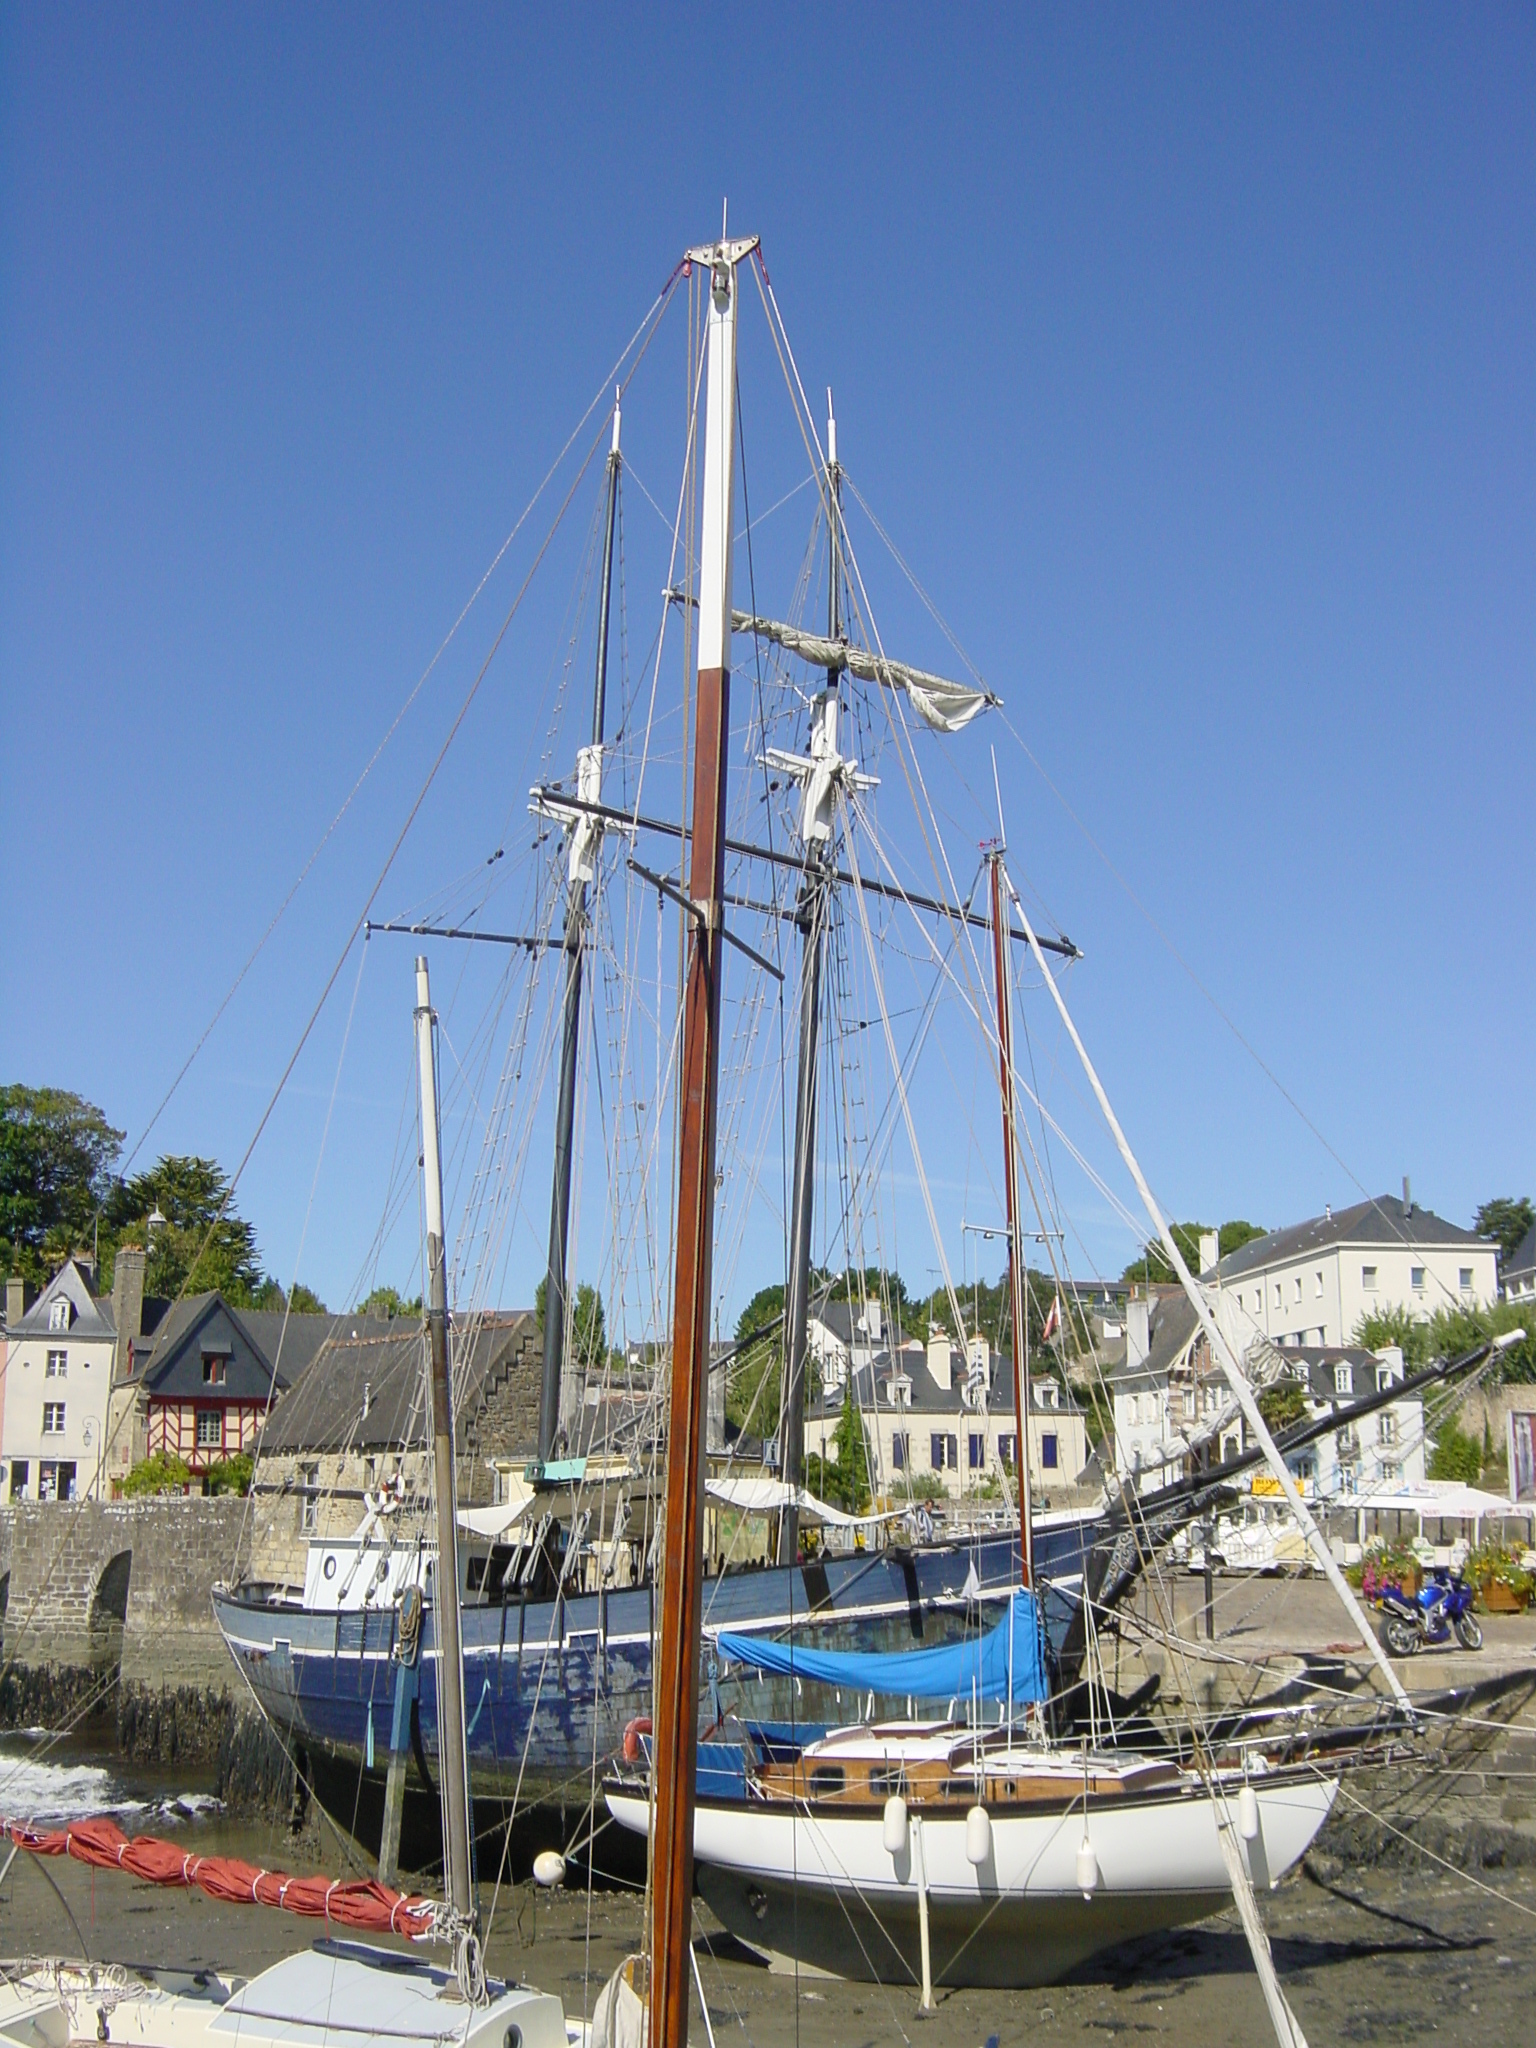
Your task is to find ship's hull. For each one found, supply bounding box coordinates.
[214,1520,1096,1867]
[609,1771,1337,1987]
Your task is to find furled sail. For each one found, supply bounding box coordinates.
[715,1587,1047,1704]
[731,611,995,733]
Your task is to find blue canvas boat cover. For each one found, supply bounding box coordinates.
[715,1588,1047,1704]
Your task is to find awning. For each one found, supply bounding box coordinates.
[457,1478,537,1540]
[704,1473,898,1531]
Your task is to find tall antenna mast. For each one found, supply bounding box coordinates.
[649,226,756,2048]
[412,957,477,1936]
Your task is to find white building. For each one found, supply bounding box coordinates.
[1210,1193,1496,1351]
[2,1259,117,1501]
[1111,1289,1424,1498]
[1501,1222,1536,1308]
[806,1325,1090,1506]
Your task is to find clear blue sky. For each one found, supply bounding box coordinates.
[3,9,1531,1318]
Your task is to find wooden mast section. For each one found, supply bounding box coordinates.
[648,226,756,2048]
[988,853,1034,1590]
[412,956,476,1930]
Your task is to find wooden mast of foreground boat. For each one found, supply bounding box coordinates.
[648,225,756,2048]
[412,956,479,1961]
[988,848,1034,1590]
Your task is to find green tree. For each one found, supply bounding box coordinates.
[1258,1380,1309,1432]
[1428,1418,1484,1484]
[206,1452,254,1496]
[1352,1304,1434,1370]
[251,1278,328,1313]
[806,1385,872,1514]
[121,1450,193,1496]
[356,1284,422,1319]
[1353,1298,1536,1384]
[1476,1198,1535,1265]
[0,1086,124,1284]
[103,1157,264,1304]
[727,1283,786,1437]
[1121,1219,1265,1286]
[534,1277,607,1364]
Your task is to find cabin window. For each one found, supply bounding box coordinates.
[196,1409,223,1449]
[202,1354,227,1385]
[808,1766,844,1798]
[869,1767,903,1797]
[1041,1432,1059,1470]
[891,1432,908,1471]
[46,1350,66,1379]
[41,1401,66,1435]
[49,1298,70,1332]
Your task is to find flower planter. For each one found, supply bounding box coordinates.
[1478,1580,1527,1614]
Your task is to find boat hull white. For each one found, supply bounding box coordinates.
[608,1774,1337,1987]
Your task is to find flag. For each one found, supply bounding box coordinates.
[1041,1295,1061,1343]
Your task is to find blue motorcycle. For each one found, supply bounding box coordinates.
[1377,1565,1483,1656]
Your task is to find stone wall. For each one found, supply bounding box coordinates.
[0,1497,246,1690]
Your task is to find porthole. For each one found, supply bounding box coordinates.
[323,1556,337,1581]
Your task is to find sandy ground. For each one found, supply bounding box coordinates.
[2,1816,1534,2046]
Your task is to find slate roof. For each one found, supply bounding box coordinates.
[12,1259,116,1343]
[807,1340,1080,1422]
[256,1310,535,1455]
[132,1294,357,1398]
[1504,1223,1536,1288]
[1108,1292,1200,1388]
[1268,1345,1403,1405]
[1216,1196,1490,1281]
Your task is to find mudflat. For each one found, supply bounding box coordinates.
[2,1815,1532,2046]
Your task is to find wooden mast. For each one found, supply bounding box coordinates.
[988,852,1033,1589]
[648,225,755,2048]
[412,956,476,1929]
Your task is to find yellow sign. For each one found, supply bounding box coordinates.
[1251,1473,1308,1498]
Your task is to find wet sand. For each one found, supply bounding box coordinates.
[3,1814,1533,2045]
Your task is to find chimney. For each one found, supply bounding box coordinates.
[1198,1231,1218,1277]
[1126,1297,1151,1372]
[927,1326,954,1393]
[1402,1175,1412,1217]
[111,1246,147,1379]
[6,1276,27,1330]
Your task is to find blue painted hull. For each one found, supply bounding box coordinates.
[213,1519,1096,1858]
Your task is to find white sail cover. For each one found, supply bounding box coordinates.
[731,611,994,733]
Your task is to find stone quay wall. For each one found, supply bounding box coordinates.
[0,1499,296,1812]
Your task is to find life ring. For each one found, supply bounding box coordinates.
[621,1716,652,1763]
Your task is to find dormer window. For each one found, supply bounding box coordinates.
[49,1298,71,1332]
[1376,1364,1397,1391]
[1334,1363,1354,1396]
[202,1353,227,1385]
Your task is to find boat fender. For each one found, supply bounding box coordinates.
[621,1716,652,1764]
[882,1794,909,1857]
[1076,1834,1099,1899]
[532,1850,566,1890]
[965,1805,992,1867]
[1238,1783,1261,1842]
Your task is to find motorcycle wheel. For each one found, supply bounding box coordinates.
[1381,1613,1420,1658]
[1455,1612,1484,1651]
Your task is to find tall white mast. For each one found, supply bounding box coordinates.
[413,957,477,1939]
